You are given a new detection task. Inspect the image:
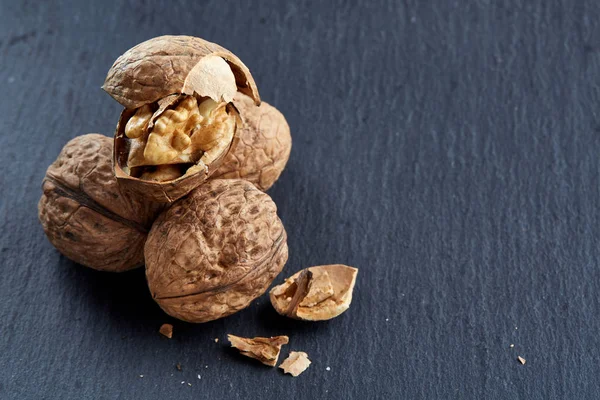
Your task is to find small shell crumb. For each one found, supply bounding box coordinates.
[159,324,173,339]
[279,351,311,377]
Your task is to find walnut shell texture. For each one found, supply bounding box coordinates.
[38,134,163,272]
[102,35,260,109]
[212,93,292,191]
[145,179,288,323]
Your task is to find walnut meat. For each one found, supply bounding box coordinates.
[145,179,288,323]
[103,35,260,203]
[212,93,292,191]
[38,134,162,272]
[270,265,358,321]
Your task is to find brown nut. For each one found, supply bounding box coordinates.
[212,93,292,191]
[38,134,163,272]
[145,179,288,323]
[103,36,260,203]
[227,334,289,366]
[269,265,358,321]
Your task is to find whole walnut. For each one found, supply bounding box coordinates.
[103,35,261,203]
[38,134,162,272]
[145,179,288,322]
[212,93,292,191]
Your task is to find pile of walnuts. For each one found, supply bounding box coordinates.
[38,36,355,325]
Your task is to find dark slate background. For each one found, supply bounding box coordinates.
[1,0,600,398]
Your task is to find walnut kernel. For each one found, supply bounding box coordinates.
[125,95,236,171]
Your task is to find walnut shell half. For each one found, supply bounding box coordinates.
[102,35,259,109]
[269,265,358,321]
[145,179,288,323]
[212,93,292,191]
[38,134,163,272]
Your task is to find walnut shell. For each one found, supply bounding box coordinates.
[145,179,288,323]
[102,35,259,109]
[212,93,292,191]
[269,265,358,321]
[279,351,311,377]
[103,35,258,203]
[227,334,289,366]
[38,134,163,272]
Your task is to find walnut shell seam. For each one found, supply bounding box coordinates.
[42,176,149,234]
[153,230,287,301]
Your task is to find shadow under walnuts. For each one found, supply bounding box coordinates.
[58,257,231,337]
[58,257,165,328]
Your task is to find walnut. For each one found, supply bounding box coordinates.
[269,265,358,321]
[212,93,292,191]
[227,334,289,366]
[145,179,288,323]
[279,352,311,377]
[38,134,163,272]
[103,35,260,203]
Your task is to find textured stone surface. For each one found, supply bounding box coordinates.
[2,0,600,399]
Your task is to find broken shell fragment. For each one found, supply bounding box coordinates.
[159,324,173,338]
[269,265,358,321]
[113,94,241,203]
[227,334,289,366]
[279,351,311,377]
